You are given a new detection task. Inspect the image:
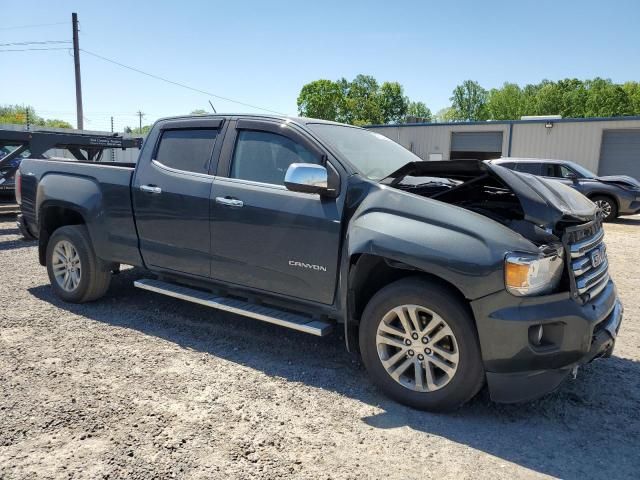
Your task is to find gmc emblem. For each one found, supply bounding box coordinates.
[590,247,604,269]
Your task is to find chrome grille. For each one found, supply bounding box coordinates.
[564,218,609,302]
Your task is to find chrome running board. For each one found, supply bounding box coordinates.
[134,278,333,336]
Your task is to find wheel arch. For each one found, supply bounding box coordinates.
[345,253,472,352]
[38,202,87,266]
[586,191,619,209]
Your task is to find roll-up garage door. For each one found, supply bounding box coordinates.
[450,132,503,160]
[599,130,640,180]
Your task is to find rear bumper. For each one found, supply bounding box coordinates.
[16,213,36,240]
[471,280,622,403]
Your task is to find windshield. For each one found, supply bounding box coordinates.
[566,161,596,179]
[307,123,421,180]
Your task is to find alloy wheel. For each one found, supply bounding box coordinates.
[595,199,612,219]
[52,240,82,292]
[376,305,459,392]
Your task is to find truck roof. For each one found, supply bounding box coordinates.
[493,157,569,164]
[154,113,357,129]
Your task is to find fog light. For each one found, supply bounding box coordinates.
[529,324,544,346]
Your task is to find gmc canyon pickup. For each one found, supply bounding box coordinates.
[17,115,623,411]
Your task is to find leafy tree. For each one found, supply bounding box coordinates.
[344,74,383,125]
[297,75,430,125]
[0,104,72,128]
[584,78,631,117]
[406,101,432,121]
[433,107,457,122]
[124,125,152,135]
[297,79,346,122]
[450,80,488,121]
[379,82,408,124]
[623,81,640,115]
[486,83,524,120]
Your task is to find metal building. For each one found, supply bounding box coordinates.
[367,116,640,179]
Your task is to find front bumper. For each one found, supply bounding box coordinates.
[617,192,640,216]
[471,280,622,403]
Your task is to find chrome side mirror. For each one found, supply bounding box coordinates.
[284,163,328,195]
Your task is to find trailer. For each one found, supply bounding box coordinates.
[0,127,143,212]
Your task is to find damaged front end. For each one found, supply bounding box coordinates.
[383,160,602,301]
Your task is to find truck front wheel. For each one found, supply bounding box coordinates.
[46,225,111,303]
[359,277,484,411]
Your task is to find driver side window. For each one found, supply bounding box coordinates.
[230,130,319,185]
[559,165,576,178]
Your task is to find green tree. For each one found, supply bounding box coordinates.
[0,104,72,128]
[406,101,432,121]
[450,80,488,121]
[533,80,563,116]
[584,78,631,117]
[125,125,152,135]
[379,81,408,123]
[344,74,383,125]
[297,75,431,125]
[623,81,640,115]
[296,79,346,122]
[433,107,457,122]
[486,83,524,120]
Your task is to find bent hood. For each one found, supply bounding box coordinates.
[596,175,640,189]
[385,160,597,227]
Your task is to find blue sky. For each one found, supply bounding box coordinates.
[1,0,639,130]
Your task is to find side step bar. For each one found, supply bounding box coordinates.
[134,278,333,336]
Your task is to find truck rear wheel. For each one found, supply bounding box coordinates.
[46,225,111,303]
[359,277,484,411]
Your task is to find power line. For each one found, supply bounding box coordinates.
[0,40,71,46]
[0,21,68,31]
[0,47,70,52]
[80,48,286,115]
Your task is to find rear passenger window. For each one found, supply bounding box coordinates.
[155,129,218,174]
[230,130,319,185]
[541,163,556,177]
[516,163,542,175]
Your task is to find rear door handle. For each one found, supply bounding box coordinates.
[140,185,162,194]
[215,196,244,207]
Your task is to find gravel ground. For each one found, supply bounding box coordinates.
[1,215,639,480]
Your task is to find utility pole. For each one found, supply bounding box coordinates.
[110,116,115,161]
[136,111,145,132]
[72,12,84,130]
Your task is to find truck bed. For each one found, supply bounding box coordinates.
[19,158,143,267]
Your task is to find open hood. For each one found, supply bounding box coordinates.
[385,160,597,228]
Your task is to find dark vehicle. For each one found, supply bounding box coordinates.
[491,158,640,221]
[17,115,623,411]
[0,146,28,196]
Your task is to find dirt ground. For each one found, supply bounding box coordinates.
[0,215,639,480]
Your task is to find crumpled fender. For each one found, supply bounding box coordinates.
[346,185,537,300]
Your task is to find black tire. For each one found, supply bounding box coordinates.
[46,225,111,303]
[591,195,618,222]
[359,277,484,412]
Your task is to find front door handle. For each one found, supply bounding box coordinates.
[215,196,244,207]
[140,184,162,194]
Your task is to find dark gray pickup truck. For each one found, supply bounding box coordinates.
[17,115,623,411]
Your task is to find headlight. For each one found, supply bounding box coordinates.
[505,245,564,296]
